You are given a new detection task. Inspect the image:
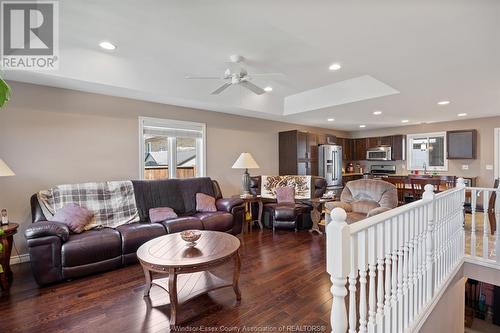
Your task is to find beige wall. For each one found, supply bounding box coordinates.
[349,117,500,187]
[0,82,347,254]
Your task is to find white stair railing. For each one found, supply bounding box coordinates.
[327,179,467,333]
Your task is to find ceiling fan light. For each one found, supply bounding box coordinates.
[264,86,273,92]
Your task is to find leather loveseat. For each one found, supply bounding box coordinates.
[25,177,244,286]
[249,176,327,230]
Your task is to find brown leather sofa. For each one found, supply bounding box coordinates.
[325,179,398,224]
[25,177,244,286]
[249,176,327,230]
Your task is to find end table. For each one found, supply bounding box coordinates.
[237,195,264,233]
[0,222,19,293]
[308,198,335,235]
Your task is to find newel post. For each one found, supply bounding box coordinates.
[422,184,435,303]
[327,208,351,333]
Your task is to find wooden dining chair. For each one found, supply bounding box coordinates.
[410,177,443,200]
[384,177,407,206]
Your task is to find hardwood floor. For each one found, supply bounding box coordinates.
[0,229,332,333]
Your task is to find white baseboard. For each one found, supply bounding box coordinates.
[10,253,30,265]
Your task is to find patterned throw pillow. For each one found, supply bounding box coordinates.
[276,186,295,204]
[49,203,94,233]
[196,193,217,212]
[149,207,178,223]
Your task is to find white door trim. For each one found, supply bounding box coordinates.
[495,128,500,179]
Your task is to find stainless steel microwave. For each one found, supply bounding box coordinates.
[366,146,392,160]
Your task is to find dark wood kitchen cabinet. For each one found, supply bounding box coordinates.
[336,137,354,161]
[353,138,367,161]
[447,130,477,159]
[279,130,319,176]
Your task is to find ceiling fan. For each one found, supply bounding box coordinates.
[185,55,283,95]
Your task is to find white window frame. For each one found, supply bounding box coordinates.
[138,117,206,179]
[406,131,448,172]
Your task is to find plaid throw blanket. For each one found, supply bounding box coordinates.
[37,181,140,229]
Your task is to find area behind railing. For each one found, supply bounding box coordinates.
[326,179,500,333]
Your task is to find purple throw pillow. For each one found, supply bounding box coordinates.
[276,186,295,204]
[149,207,178,223]
[49,203,94,234]
[196,193,217,212]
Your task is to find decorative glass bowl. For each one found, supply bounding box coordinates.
[180,230,201,247]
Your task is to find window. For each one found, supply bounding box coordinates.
[407,132,447,171]
[139,117,206,180]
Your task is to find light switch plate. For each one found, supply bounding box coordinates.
[462,165,469,170]
[486,164,493,170]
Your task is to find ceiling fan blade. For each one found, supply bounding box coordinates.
[240,81,265,95]
[211,82,232,95]
[248,73,285,77]
[185,75,222,80]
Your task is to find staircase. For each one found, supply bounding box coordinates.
[326,179,500,333]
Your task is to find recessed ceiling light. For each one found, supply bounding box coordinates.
[327,118,335,122]
[329,63,342,71]
[373,111,382,115]
[359,124,366,128]
[264,86,273,92]
[437,100,450,105]
[99,41,116,50]
[401,119,409,123]
[457,113,467,117]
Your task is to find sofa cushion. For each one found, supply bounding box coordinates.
[162,216,204,234]
[61,228,122,267]
[131,179,185,222]
[274,204,296,221]
[276,186,295,204]
[351,200,380,214]
[116,222,166,254]
[196,193,217,212]
[48,203,94,233]
[194,212,233,232]
[149,207,178,223]
[179,178,216,214]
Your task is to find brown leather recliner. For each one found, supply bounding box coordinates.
[249,176,327,230]
[25,177,245,286]
[325,179,398,224]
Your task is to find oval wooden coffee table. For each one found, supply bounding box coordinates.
[137,230,241,327]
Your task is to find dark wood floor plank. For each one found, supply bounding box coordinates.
[1,229,332,332]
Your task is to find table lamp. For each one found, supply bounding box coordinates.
[0,159,15,225]
[232,153,260,195]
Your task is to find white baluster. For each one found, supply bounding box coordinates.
[384,219,392,332]
[397,215,404,333]
[495,192,500,263]
[408,209,416,324]
[470,189,477,257]
[418,206,425,311]
[423,184,435,303]
[376,223,385,330]
[359,230,368,333]
[348,236,358,333]
[327,208,351,333]
[402,212,410,329]
[483,190,490,259]
[368,227,377,333]
[391,217,398,333]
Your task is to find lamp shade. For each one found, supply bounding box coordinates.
[232,153,260,169]
[0,159,15,177]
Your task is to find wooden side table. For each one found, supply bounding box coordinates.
[307,198,335,235]
[237,195,264,233]
[0,222,19,292]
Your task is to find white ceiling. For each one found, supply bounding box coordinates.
[5,0,500,131]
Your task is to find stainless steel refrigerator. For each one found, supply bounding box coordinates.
[318,144,343,193]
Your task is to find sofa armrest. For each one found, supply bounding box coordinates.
[216,197,244,213]
[367,207,392,218]
[325,201,353,213]
[25,221,70,242]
